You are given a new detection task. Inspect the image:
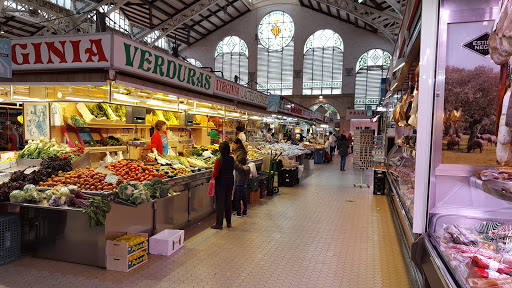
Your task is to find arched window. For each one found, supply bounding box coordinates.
[355,49,391,110]
[214,36,248,84]
[186,58,203,67]
[257,11,295,95]
[303,29,343,95]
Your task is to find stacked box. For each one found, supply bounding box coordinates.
[249,189,260,204]
[106,232,149,272]
[281,168,299,187]
[258,176,267,198]
[0,214,20,266]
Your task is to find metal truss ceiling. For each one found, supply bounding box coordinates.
[0,0,405,45]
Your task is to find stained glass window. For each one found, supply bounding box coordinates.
[186,58,202,67]
[303,29,343,95]
[257,11,294,95]
[355,49,391,109]
[214,36,249,85]
[258,11,294,51]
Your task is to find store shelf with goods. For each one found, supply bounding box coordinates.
[387,145,415,228]
[85,146,128,154]
[82,123,152,129]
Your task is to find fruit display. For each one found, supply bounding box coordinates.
[254,143,308,157]
[247,150,263,161]
[39,167,122,192]
[69,115,87,127]
[146,110,178,126]
[107,136,123,146]
[185,158,209,168]
[86,103,119,120]
[106,160,166,182]
[61,146,85,161]
[141,155,156,164]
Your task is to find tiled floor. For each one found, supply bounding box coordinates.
[0,154,415,288]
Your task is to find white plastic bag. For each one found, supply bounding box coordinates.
[248,162,257,178]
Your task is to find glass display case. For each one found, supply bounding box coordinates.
[388,145,416,225]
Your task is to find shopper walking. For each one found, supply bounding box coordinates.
[151,120,168,155]
[232,138,247,162]
[234,156,250,217]
[337,134,350,171]
[329,131,337,157]
[211,141,235,229]
[324,136,331,163]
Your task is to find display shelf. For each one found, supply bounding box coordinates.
[6,202,82,211]
[85,146,127,153]
[83,124,152,129]
[470,176,512,203]
[168,125,214,129]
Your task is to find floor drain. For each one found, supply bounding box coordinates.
[345,200,355,202]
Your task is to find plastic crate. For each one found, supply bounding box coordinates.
[0,213,20,265]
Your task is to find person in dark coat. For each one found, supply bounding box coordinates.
[210,141,235,229]
[337,134,350,171]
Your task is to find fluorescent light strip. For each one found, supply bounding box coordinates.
[65,97,102,102]
[12,96,30,100]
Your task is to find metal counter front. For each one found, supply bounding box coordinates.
[0,171,215,268]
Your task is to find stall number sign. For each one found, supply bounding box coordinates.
[355,99,379,105]
[113,36,214,94]
[463,32,490,57]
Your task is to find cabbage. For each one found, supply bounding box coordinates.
[23,184,37,194]
[9,190,25,203]
[26,191,43,202]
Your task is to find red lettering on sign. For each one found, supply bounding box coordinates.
[12,43,29,65]
[13,38,109,66]
[85,39,108,63]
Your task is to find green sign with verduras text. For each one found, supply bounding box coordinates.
[113,36,214,94]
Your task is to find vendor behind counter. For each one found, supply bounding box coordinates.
[151,120,168,155]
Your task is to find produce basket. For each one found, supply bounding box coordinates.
[0,213,20,265]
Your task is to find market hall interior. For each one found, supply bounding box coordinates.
[0,155,415,288]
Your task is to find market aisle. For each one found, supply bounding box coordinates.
[0,155,415,288]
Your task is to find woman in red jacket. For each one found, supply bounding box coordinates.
[151,120,168,155]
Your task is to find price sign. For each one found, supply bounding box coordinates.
[104,174,119,184]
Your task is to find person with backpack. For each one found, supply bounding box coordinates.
[210,141,235,229]
[337,134,350,171]
[234,156,250,217]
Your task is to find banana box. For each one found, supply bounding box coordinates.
[106,248,148,272]
[106,232,148,257]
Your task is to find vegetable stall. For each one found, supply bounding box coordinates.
[0,32,324,269]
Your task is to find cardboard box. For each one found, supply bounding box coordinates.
[149,229,184,256]
[106,232,148,257]
[106,248,148,272]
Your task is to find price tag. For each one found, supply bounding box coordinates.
[24,167,40,174]
[104,174,119,184]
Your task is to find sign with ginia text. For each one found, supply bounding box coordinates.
[113,36,214,94]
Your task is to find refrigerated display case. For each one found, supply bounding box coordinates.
[388,145,416,225]
[408,1,509,288]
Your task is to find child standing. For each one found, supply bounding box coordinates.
[234,156,251,217]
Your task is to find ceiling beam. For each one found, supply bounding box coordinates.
[382,0,402,16]
[104,0,131,16]
[207,8,227,24]
[136,0,224,42]
[154,0,179,13]
[313,0,400,41]
[189,18,210,33]
[227,1,241,14]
